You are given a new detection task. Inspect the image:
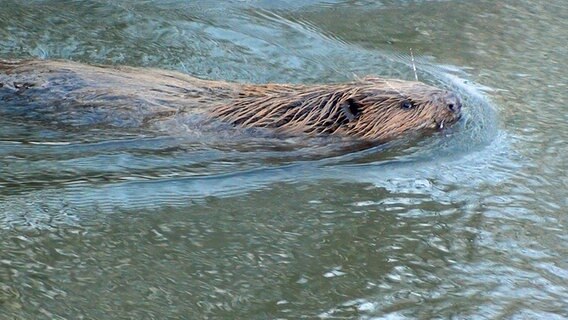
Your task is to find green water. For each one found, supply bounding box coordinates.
[1,1,567,319]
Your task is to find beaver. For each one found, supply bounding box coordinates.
[0,59,461,142]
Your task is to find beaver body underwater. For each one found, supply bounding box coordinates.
[0,59,462,142]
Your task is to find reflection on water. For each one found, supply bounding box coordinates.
[1,0,567,319]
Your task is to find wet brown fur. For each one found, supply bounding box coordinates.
[0,59,461,142]
[214,78,461,141]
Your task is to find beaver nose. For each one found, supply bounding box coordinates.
[447,101,461,113]
[444,93,462,114]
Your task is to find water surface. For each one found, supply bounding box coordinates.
[1,0,567,319]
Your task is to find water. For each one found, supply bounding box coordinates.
[1,0,567,318]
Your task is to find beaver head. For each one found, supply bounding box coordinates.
[211,77,462,142]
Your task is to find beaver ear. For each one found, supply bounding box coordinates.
[340,98,361,121]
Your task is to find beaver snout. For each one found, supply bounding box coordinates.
[447,101,461,113]
[443,92,462,114]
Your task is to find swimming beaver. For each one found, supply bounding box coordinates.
[0,59,461,142]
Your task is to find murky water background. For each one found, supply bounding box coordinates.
[1,0,567,319]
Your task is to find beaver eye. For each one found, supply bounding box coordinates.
[400,100,414,109]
